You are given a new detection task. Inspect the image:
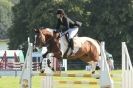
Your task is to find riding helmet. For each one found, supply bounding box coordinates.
[56,9,65,15]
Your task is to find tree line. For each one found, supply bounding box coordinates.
[8,0,133,67]
[0,0,13,39]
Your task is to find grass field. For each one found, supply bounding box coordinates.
[0,70,121,88]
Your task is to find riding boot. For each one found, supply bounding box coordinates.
[69,39,74,53]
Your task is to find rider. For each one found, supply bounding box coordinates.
[55,9,82,54]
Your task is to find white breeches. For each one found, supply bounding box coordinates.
[67,27,78,39]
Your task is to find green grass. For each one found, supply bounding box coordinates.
[0,70,122,88]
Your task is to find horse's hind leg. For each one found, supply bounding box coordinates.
[88,61,97,74]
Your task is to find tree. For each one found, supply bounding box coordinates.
[87,0,133,65]
[8,0,88,50]
[8,0,133,66]
[0,0,14,39]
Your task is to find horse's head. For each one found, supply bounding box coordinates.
[34,28,62,57]
[34,28,54,47]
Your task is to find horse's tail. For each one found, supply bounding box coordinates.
[97,40,101,56]
[93,40,101,57]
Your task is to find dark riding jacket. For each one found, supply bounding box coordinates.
[56,16,81,32]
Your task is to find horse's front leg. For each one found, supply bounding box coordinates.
[40,51,49,73]
[42,51,49,58]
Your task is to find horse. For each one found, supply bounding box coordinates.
[34,28,107,74]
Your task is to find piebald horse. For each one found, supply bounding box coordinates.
[34,28,101,73]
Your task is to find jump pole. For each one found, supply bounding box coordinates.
[20,43,33,88]
[100,42,114,88]
[122,42,133,88]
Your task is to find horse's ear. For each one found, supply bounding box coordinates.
[34,29,39,33]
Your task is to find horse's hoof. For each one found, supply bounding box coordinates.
[92,71,95,74]
[51,68,55,71]
[96,66,100,70]
[96,77,100,79]
[40,70,44,73]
